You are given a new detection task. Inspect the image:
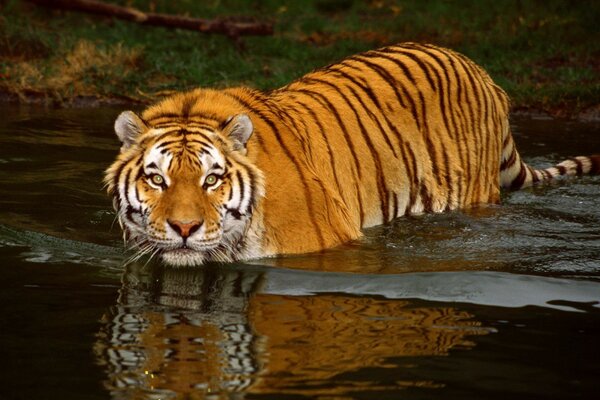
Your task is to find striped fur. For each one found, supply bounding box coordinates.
[105,43,600,266]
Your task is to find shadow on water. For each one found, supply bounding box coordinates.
[1,105,600,399]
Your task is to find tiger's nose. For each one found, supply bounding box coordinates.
[167,219,203,238]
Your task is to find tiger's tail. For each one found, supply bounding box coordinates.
[500,130,600,190]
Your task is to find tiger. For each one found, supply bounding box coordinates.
[104,42,600,266]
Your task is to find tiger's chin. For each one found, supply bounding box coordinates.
[160,248,208,267]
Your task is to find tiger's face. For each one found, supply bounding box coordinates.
[105,111,263,266]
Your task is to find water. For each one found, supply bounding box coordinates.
[1,105,599,399]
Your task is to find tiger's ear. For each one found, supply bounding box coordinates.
[222,114,253,151]
[114,111,148,150]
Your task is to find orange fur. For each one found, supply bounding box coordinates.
[105,43,599,265]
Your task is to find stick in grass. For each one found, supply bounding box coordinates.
[27,0,274,39]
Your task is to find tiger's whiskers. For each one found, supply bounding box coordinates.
[123,242,155,266]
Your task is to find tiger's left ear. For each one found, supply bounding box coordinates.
[222,114,253,151]
[114,111,148,151]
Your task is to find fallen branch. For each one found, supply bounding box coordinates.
[27,0,274,39]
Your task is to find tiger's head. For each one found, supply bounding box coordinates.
[105,110,264,266]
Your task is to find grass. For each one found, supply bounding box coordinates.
[0,0,599,115]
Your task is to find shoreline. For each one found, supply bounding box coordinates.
[3,90,599,122]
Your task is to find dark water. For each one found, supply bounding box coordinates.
[1,105,599,400]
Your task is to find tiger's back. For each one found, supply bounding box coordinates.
[272,43,510,222]
[247,43,512,254]
[106,43,599,265]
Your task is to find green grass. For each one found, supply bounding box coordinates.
[1,0,599,114]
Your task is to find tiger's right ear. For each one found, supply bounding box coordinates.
[221,114,253,151]
[114,111,148,150]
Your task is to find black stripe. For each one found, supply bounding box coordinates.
[289,88,364,180]
[226,208,242,220]
[121,169,134,213]
[302,77,390,223]
[455,54,484,201]
[412,47,454,132]
[152,122,181,129]
[236,170,246,213]
[590,155,600,174]
[286,88,365,226]
[418,46,467,206]
[245,164,259,215]
[132,166,144,218]
[290,99,350,212]
[528,165,540,183]
[345,55,408,110]
[384,45,437,91]
[420,184,433,213]
[333,79,392,222]
[327,64,419,217]
[510,163,527,189]
[333,62,409,141]
[125,205,141,225]
[212,92,268,155]
[112,154,141,206]
[181,95,197,119]
[146,112,184,122]
[220,92,279,158]
[348,52,443,190]
[154,140,180,150]
[445,51,471,204]
[371,49,418,86]
[232,158,258,215]
[417,90,444,189]
[345,55,422,131]
[502,132,512,148]
[272,103,311,155]
[500,148,517,171]
[222,91,325,248]
[404,45,457,209]
[272,98,352,242]
[227,182,235,201]
[327,66,399,158]
[571,158,584,176]
[179,133,215,150]
[342,53,432,198]
[331,62,420,213]
[470,63,493,200]
[404,143,420,215]
[152,122,216,132]
[138,128,183,147]
[134,166,144,182]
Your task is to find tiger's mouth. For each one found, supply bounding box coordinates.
[157,239,224,266]
[160,246,208,266]
[126,228,232,266]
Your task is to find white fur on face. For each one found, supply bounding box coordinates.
[113,125,263,267]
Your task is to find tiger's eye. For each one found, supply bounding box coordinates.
[150,174,164,186]
[205,174,218,186]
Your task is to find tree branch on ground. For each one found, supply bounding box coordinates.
[27,0,274,39]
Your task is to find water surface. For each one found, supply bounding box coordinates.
[1,105,599,399]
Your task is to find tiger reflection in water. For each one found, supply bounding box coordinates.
[94,265,492,398]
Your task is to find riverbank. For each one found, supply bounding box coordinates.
[1,1,598,118]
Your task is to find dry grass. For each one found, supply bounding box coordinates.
[3,40,142,103]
